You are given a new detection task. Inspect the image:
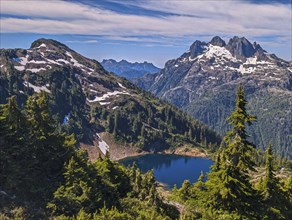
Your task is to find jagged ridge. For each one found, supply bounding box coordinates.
[134,36,292,158]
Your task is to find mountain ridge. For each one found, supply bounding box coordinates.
[101,58,160,79]
[0,38,221,159]
[134,36,292,158]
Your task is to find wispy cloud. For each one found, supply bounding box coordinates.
[1,0,291,47]
[65,39,98,44]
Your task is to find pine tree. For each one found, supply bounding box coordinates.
[204,85,258,218]
[223,84,256,171]
[260,143,290,218]
[0,96,28,193]
[193,171,205,192]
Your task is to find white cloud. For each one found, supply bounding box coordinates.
[66,40,98,43]
[0,0,291,45]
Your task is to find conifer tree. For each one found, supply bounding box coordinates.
[223,84,256,171]
[204,85,258,218]
[260,143,290,218]
[193,171,205,192]
[0,96,28,193]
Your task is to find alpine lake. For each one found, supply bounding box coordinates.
[119,154,213,189]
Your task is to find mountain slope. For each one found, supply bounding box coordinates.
[101,59,160,79]
[0,39,220,159]
[134,36,292,158]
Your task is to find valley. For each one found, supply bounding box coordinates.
[0,38,291,219]
[1,0,292,219]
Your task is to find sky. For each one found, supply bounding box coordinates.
[0,0,291,67]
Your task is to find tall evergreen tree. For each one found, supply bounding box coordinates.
[260,143,290,219]
[0,96,28,193]
[204,85,258,218]
[223,84,256,171]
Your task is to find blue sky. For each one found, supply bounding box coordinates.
[0,0,291,67]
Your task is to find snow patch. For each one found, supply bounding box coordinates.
[56,59,70,64]
[204,45,237,62]
[46,59,62,66]
[118,82,126,89]
[28,60,47,64]
[245,57,257,65]
[23,81,50,93]
[36,43,46,49]
[89,89,99,93]
[112,106,119,110]
[99,102,111,105]
[26,68,46,73]
[15,66,25,71]
[87,90,130,103]
[188,56,197,62]
[65,51,85,68]
[97,134,110,155]
[238,65,256,74]
[19,55,29,66]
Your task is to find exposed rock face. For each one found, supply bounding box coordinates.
[210,36,226,47]
[134,36,292,158]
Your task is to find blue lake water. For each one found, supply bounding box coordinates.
[119,154,213,189]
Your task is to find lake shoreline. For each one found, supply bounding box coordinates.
[81,132,210,161]
[119,153,214,192]
[113,146,209,161]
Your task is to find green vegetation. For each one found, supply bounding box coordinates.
[0,56,220,152]
[0,78,290,219]
[92,87,221,151]
[169,85,292,219]
[185,88,292,159]
[0,93,178,219]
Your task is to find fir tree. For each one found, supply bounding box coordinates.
[223,84,256,171]
[204,85,258,218]
[0,96,28,193]
[260,143,290,219]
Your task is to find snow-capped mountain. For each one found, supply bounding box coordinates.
[134,36,292,158]
[101,59,160,79]
[0,38,220,159]
[0,39,130,105]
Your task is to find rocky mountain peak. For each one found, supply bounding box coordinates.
[209,36,226,47]
[189,40,207,58]
[226,36,257,60]
[134,35,292,157]
[2,38,103,77]
[30,38,70,52]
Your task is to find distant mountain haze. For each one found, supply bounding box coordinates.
[101,59,160,79]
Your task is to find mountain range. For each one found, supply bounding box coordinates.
[101,59,160,79]
[0,39,220,160]
[134,36,292,158]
